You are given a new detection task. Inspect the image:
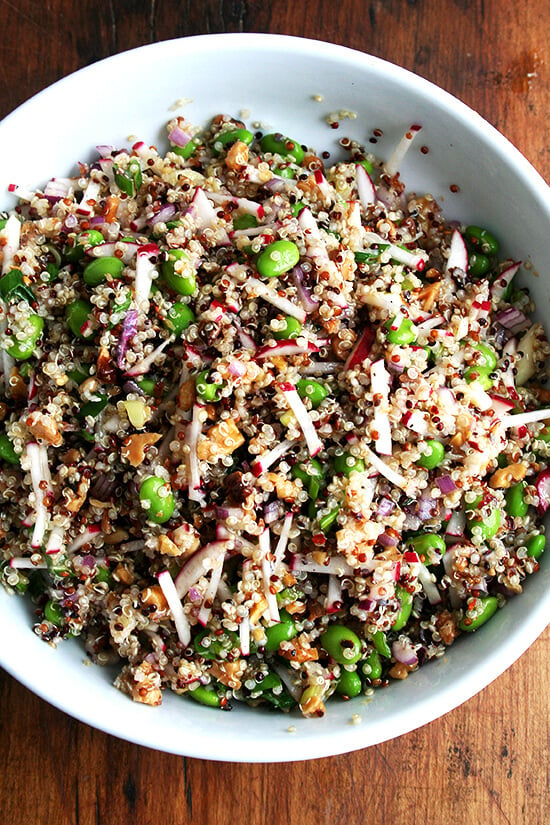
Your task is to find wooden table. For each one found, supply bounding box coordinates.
[1,2,549,823]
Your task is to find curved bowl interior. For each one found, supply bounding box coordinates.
[0,33,549,761]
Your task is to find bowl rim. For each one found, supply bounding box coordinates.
[1,32,549,762]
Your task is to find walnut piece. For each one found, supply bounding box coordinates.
[197,417,244,462]
[489,462,528,489]
[121,432,162,467]
[26,410,62,446]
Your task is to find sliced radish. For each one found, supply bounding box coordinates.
[491,261,521,303]
[175,540,231,598]
[355,163,376,209]
[445,229,468,274]
[278,383,323,456]
[158,570,191,647]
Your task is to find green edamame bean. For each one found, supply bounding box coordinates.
[409,533,446,565]
[79,229,104,248]
[320,625,362,665]
[257,240,300,278]
[66,299,94,338]
[386,317,417,345]
[274,165,297,180]
[526,534,546,559]
[0,218,7,231]
[465,225,500,256]
[336,668,362,698]
[459,595,499,632]
[83,255,124,286]
[188,685,222,707]
[163,302,195,335]
[264,611,297,652]
[319,506,339,532]
[272,315,303,340]
[472,343,498,371]
[193,628,240,659]
[136,378,156,396]
[505,481,528,518]
[291,458,324,501]
[78,394,109,419]
[0,433,21,465]
[6,314,44,360]
[416,439,445,470]
[363,650,383,680]
[172,136,201,159]
[464,364,494,391]
[468,506,501,541]
[196,369,223,402]
[44,599,64,626]
[95,565,112,584]
[334,452,365,477]
[260,133,305,164]
[233,214,258,231]
[392,584,414,631]
[296,378,328,410]
[371,630,391,659]
[139,476,175,524]
[161,249,197,295]
[253,672,282,694]
[213,128,254,155]
[468,252,491,278]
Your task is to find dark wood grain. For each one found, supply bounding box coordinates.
[1,2,549,823]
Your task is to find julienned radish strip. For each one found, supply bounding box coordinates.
[158,570,191,647]
[277,382,323,456]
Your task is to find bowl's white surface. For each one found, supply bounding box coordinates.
[0,33,549,762]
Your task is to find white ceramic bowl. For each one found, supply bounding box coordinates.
[1,34,549,762]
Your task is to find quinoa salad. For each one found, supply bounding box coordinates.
[1,113,550,717]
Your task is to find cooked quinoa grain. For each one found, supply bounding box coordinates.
[0,115,549,716]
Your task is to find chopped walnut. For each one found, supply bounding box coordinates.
[279,634,319,663]
[266,471,300,502]
[209,659,246,690]
[121,432,162,467]
[197,417,244,461]
[489,462,528,489]
[417,281,441,311]
[435,609,459,645]
[388,662,413,680]
[63,477,90,513]
[249,595,268,624]
[169,522,200,557]
[116,661,162,706]
[113,563,134,585]
[141,585,169,619]
[225,140,249,171]
[26,410,62,446]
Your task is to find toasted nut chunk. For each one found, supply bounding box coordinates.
[299,691,326,718]
[177,378,196,411]
[141,585,169,619]
[266,471,300,502]
[158,534,181,557]
[225,140,249,170]
[489,462,528,489]
[435,609,459,646]
[389,662,412,680]
[122,432,162,467]
[104,528,130,545]
[10,368,27,401]
[113,563,134,585]
[249,595,268,625]
[170,522,200,557]
[279,634,319,663]
[209,659,246,690]
[124,661,162,706]
[417,281,441,311]
[63,477,90,513]
[26,411,62,446]
[197,417,244,461]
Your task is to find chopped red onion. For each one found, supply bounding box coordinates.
[263,501,281,524]
[376,497,396,518]
[168,125,191,148]
[292,265,319,313]
[436,475,457,494]
[495,307,530,335]
[147,203,177,226]
[392,638,419,666]
[116,309,139,367]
